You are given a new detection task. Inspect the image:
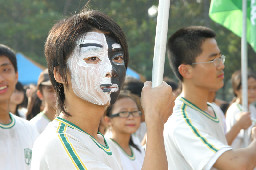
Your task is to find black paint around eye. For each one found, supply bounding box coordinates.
[105,34,126,104]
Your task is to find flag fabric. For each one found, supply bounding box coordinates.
[209,0,256,52]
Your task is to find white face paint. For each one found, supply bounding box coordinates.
[67,32,121,105]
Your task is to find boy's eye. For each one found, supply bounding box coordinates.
[112,54,124,64]
[83,56,101,64]
[210,57,216,62]
[2,67,11,72]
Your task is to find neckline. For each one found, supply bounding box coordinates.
[110,138,135,160]
[56,116,112,155]
[0,113,16,129]
[180,97,219,122]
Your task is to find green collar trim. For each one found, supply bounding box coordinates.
[110,138,135,160]
[180,97,219,122]
[181,103,218,152]
[0,113,16,129]
[56,117,112,155]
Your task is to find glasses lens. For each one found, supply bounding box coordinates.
[131,111,141,117]
[119,112,129,118]
[214,55,225,67]
[222,55,225,64]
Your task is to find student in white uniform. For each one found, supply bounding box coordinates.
[0,44,38,170]
[105,92,145,170]
[30,69,56,134]
[208,90,252,146]
[226,70,256,149]
[31,10,174,170]
[164,26,256,170]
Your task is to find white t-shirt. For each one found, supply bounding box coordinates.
[31,117,123,170]
[134,122,147,142]
[107,138,145,170]
[225,103,256,149]
[18,107,27,119]
[164,97,232,170]
[30,112,51,134]
[0,113,38,170]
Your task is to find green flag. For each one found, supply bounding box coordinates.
[209,0,256,52]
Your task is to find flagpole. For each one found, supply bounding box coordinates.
[242,0,249,147]
[152,0,170,88]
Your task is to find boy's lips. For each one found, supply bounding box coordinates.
[100,84,119,93]
[217,73,224,79]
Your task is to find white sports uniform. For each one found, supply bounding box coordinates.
[31,117,123,170]
[225,103,256,149]
[108,138,145,170]
[164,97,232,170]
[30,112,51,134]
[0,113,38,170]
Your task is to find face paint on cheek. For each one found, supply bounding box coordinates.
[67,32,117,105]
[105,35,126,104]
[110,66,126,104]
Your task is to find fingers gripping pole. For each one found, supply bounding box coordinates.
[152,0,170,88]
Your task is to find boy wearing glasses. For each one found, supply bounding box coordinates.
[164,26,256,169]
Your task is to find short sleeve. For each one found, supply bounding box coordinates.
[172,120,231,170]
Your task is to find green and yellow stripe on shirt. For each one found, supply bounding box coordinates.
[181,103,219,152]
[57,122,87,170]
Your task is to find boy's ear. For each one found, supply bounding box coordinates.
[37,90,44,100]
[178,64,193,79]
[53,67,64,84]
[104,116,112,126]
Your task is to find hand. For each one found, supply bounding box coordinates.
[236,112,252,130]
[251,127,256,140]
[141,81,174,126]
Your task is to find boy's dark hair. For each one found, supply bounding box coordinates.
[45,10,129,115]
[123,78,144,97]
[231,70,256,97]
[26,91,42,120]
[106,93,141,152]
[165,80,178,92]
[14,82,27,117]
[167,26,216,81]
[0,44,17,72]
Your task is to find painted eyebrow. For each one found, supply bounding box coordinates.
[80,43,103,48]
[111,47,123,52]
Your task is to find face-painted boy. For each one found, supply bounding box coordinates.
[31,10,173,170]
[67,32,126,105]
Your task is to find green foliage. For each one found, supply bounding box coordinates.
[0,0,255,100]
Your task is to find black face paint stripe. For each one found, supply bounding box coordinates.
[80,43,103,48]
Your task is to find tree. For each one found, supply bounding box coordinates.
[1,0,255,101]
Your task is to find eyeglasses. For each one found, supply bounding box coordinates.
[192,55,225,67]
[110,111,142,118]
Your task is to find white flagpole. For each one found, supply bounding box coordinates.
[242,0,249,147]
[152,0,170,88]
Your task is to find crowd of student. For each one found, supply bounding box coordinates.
[1,8,256,170]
